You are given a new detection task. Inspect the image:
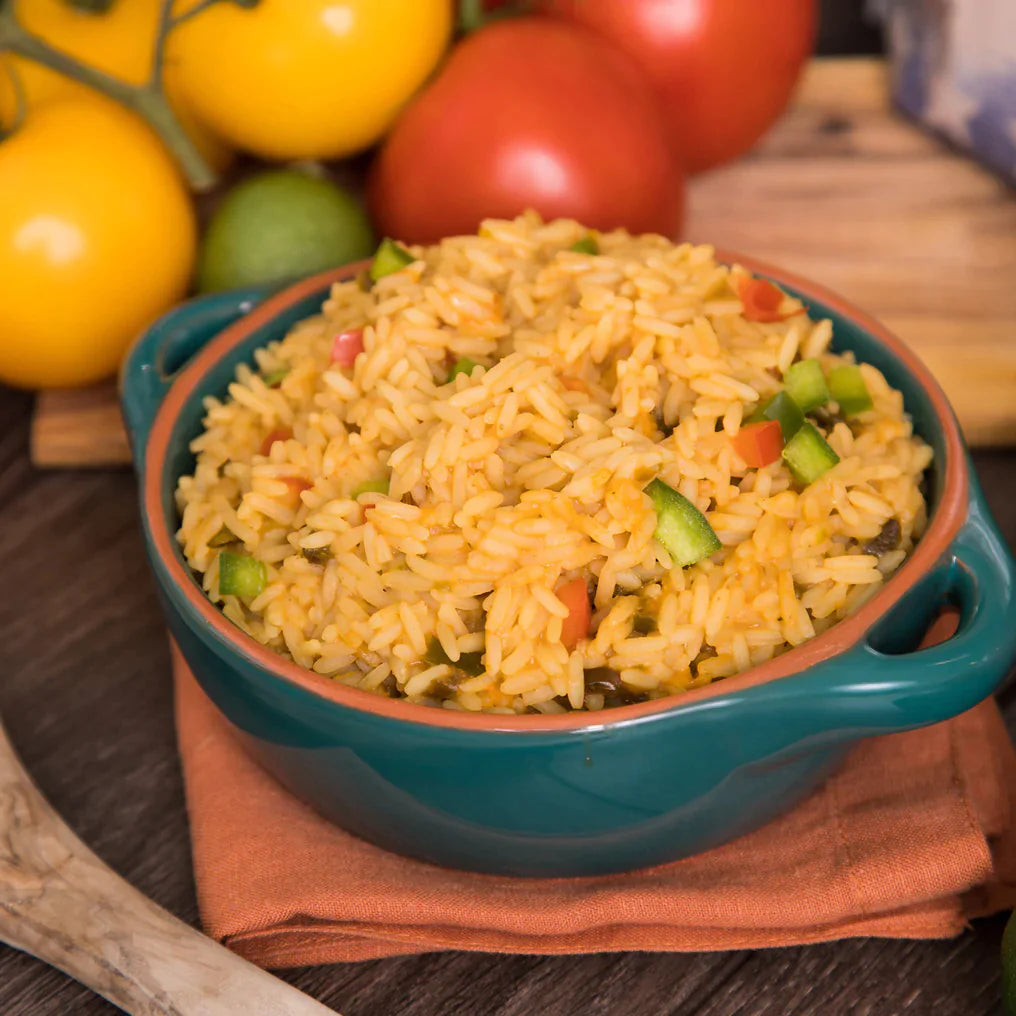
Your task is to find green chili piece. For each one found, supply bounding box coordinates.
[369,237,414,281]
[447,357,479,383]
[351,478,389,499]
[632,614,656,635]
[207,526,236,548]
[569,234,599,255]
[747,390,805,441]
[827,364,873,416]
[424,636,485,677]
[782,359,829,413]
[781,423,840,485]
[262,367,289,388]
[643,478,721,567]
[218,551,267,598]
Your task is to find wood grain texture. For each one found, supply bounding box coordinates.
[686,59,1016,447]
[0,724,338,1014]
[30,382,129,468]
[28,58,1016,468]
[3,389,1016,1013]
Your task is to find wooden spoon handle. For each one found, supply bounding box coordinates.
[0,720,336,1015]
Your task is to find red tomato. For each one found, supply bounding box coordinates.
[737,277,793,322]
[331,328,364,366]
[731,420,784,467]
[538,0,816,173]
[556,577,591,650]
[368,17,684,244]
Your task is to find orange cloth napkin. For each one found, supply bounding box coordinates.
[173,638,1016,969]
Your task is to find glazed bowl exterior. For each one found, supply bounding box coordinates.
[121,258,1016,877]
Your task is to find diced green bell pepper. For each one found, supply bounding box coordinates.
[447,357,478,382]
[262,367,289,388]
[781,422,840,485]
[218,551,267,598]
[424,636,485,677]
[351,477,389,498]
[569,235,599,255]
[643,478,721,567]
[782,359,829,413]
[207,526,236,548]
[369,238,414,281]
[826,364,873,416]
[748,390,805,441]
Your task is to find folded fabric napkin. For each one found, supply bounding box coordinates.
[173,619,1016,968]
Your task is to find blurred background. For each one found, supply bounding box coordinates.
[818,0,881,53]
[0,0,1013,462]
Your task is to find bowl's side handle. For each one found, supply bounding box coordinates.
[798,468,1016,736]
[119,288,268,471]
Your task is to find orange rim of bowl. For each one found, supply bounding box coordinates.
[145,255,968,733]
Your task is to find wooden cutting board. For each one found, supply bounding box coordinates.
[29,57,1016,468]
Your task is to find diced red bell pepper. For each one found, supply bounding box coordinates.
[331,328,364,367]
[556,577,591,650]
[731,419,784,468]
[259,428,292,456]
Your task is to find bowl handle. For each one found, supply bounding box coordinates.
[805,470,1016,734]
[119,288,269,470]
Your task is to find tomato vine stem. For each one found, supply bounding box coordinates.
[0,49,25,139]
[458,0,485,32]
[0,0,252,192]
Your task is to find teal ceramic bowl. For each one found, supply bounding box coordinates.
[121,258,1016,877]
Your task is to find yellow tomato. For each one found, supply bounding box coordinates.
[168,0,452,160]
[0,96,197,389]
[0,0,231,172]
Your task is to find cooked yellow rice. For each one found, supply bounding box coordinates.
[175,213,932,715]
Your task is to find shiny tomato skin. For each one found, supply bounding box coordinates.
[539,0,816,173]
[0,97,196,389]
[368,17,684,244]
[331,328,364,367]
[169,0,451,161]
[738,277,784,322]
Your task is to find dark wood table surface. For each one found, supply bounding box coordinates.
[2,385,1015,1016]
